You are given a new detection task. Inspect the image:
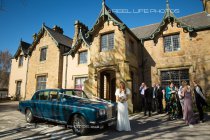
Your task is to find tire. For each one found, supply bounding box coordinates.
[72,114,88,136]
[25,108,34,123]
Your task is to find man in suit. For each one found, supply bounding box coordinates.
[193,81,208,122]
[152,83,157,112]
[156,83,163,114]
[144,84,153,117]
[139,82,146,112]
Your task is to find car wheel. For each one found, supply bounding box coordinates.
[72,114,88,135]
[25,108,34,123]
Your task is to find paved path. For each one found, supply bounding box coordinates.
[0,101,210,140]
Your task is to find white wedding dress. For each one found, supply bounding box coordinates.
[115,88,131,131]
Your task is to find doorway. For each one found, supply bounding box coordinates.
[99,70,116,102]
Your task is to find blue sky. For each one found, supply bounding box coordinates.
[0,0,203,55]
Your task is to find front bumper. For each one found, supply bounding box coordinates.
[89,117,117,129]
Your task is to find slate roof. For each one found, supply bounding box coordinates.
[13,40,31,59]
[44,25,72,47]
[131,12,210,39]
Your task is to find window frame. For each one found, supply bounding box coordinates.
[36,75,47,91]
[78,51,88,64]
[40,47,47,62]
[16,81,22,96]
[160,69,189,88]
[74,77,88,90]
[100,32,114,52]
[163,34,180,52]
[18,55,24,67]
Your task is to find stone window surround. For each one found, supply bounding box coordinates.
[156,65,194,87]
[74,76,88,90]
[78,50,88,65]
[39,46,48,62]
[15,80,22,96]
[163,32,180,52]
[100,31,115,52]
[35,73,48,90]
[18,55,24,67]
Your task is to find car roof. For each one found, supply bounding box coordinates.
[35,88,83,92]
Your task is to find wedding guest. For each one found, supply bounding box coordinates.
[193,81,208,123]
[156,83,163,114]
[139,82,146,112]
[165,82,175,113]
[181,81,195,127]
[178,82,184,119]
[152,83,157,112]
[144,84,153,117]
[115,81,131,131]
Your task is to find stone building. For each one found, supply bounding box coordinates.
[63,1,141,112]
[132,0,210,95]
[9,40,31,100]
[9,0,210,112]
[9,25,72,100]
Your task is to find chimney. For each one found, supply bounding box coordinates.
[53,25,64,34]
[203,0,210,14]
[73,20,88,45]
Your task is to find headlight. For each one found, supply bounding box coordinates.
[99,109,106,116]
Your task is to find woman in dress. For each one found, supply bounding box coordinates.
[181,81,195,126]
[115,81,131,131]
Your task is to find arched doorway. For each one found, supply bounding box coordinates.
[98,70,116,102]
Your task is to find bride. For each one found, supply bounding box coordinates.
[115,81,131,131]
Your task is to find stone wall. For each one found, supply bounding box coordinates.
[8,52,28,99]
[26,31,63,99]
[143,22,210,94]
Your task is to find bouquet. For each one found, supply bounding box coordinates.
[119,96,126,103]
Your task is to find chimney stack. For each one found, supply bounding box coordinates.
[53,25,64,34]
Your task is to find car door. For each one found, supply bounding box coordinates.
[36,90,50,119]
[31,91,41,117]
[48,90,60,120]
[49,90,68,123]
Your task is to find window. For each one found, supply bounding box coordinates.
[40,47,47,61]
[128,40,134,53]
[36,76,47,90]
[16,81,21,96]
[79,51,87,64]
[38,91,49,100]
[75,77,88,90]
[19,55,24,67]
[163,34,180,52]
[160,69,189,88]
[49,91,58,101]
[101,33,114,51]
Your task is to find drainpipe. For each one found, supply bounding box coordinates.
[65,55,68,89]
[24,56,30,100]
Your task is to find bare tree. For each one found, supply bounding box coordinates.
[0,50,12,88]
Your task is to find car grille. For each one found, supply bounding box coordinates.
[107,105,116,119]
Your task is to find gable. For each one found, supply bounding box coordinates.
[29,24,72,56]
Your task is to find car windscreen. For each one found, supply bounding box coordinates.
[63,90,88,99]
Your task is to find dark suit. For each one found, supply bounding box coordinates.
[156,86,163,113]
[194,85,208,121]
[152,87,157,112]
[144,87,153,116]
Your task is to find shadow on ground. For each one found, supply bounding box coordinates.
[0,112,210,140]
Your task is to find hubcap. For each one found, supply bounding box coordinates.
[73,118,83,132]
[26,110,31,122]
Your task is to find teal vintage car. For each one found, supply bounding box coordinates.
[18,89,117,135]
